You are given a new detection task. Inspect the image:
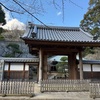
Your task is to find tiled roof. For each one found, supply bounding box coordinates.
[0,58,39,63]
[22,23,100,43]
[83,60,100,64]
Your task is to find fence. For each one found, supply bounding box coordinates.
[90,82,100,98]
[1,79,100,98]
[0,80,34,96]
[41,79,91,92]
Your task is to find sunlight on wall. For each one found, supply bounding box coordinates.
[4,63,29,71]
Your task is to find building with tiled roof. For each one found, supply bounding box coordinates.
[1,57,100,81]
[22,23,100,46]
[21,23,100,83]
[0,57,39,81]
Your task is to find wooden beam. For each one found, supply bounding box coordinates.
[44,51,77,55]
[43,54,48,80]
[8,62,10,80]
[43,48,78,52]
[37,63,39,82]
[22,63,25,81]
[91,64,93,79]
[24,39,100,47]
[30,47,79,55]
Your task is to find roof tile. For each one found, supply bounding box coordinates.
[22,24,100,43]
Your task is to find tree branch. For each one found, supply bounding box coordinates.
[13,0,49,28]
[0,2,23,14]
[53,0,61,9]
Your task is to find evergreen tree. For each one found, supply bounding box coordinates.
[0,6,6,34]
[80,0,100,36]
[4,43,23,57]
[0,6,6,25]
[56,56,68,73]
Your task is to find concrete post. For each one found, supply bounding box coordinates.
[79,51,83,80]
[38,48,43,85]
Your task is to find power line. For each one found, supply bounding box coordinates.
[0,2,23,14]
[69,0,83,9]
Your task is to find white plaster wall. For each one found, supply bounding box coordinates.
[83,64,91,71]
[4,63,29,71]
[25,64,29,70]
[10,63,23,70]
[4,63,8,70]
[93,65,100,72]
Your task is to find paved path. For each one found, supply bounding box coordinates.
[0,92,99,100]
[32,92,94,100]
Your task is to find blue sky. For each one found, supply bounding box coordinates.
[21,0,89,27]
[3,0,89,27]
[35,0,89,27]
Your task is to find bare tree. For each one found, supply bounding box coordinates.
[0,0,82,26]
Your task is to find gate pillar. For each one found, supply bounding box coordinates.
[68,53,78,79]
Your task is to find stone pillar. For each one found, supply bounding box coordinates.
[68,53,78,79]
[43,54,48,80]
[38,48,43,85]
[0,60,4,81]
[79,51,83,79]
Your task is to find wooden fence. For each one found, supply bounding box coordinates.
[90,82,100,98]
[0,80,34,96]
[1,79,100,98]
[41,79,91,92]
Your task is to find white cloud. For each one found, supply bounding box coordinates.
[2,19,25,30]
[57,12,62,16]
[1,6,25,30]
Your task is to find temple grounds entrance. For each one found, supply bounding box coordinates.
[22,23,100,84]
